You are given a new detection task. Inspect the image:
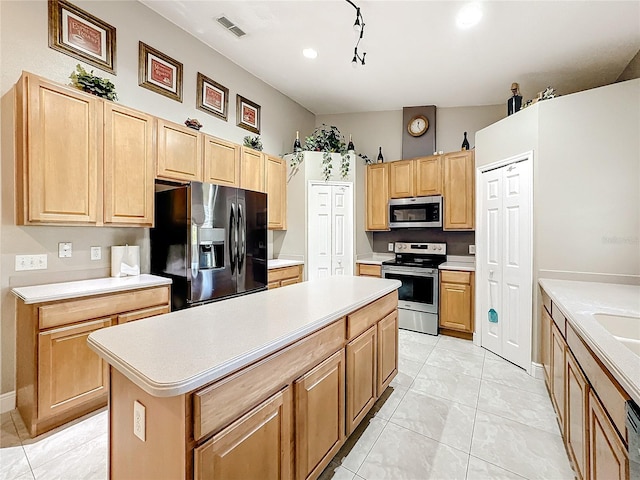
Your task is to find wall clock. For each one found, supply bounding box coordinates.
[408,115,429,137]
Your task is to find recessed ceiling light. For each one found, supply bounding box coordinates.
[303,48,318,59]
[456,3,483,29]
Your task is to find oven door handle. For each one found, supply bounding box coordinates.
[382,268,437,277]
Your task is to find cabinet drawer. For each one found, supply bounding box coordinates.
[357,264,382,277]
[551,302,567,337]
[193,318,345,441]
[566,324,630,441]
[440,270,471,285]
[268,265,302,283]
[347,291,398,340]
[541,288,552,315]
[117,304,170,324]
[39,286,170,329]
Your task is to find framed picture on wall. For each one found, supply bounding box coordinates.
[48,0,116,73]
[236,95,261,134]
[196,73,229,121]
[138,42,183,102]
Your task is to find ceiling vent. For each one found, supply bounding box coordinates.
[216,16,246,38]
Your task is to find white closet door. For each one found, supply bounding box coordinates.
[331,184,353,276]
[480,159,532,370]
[501,162,532,369]
[308,184,332,280]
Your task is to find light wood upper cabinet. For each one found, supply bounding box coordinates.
[415,155,442,196]
[103,103,154,226]
[346,325,377,435]
[266,155,287,230]
[202,134,240,187]
[295,350,345,480]
[365,163,389,231]
[588,390,628,480]
[156,119,202,182]
[389,160,415,198]
[16,73,101,225]
[443,150,474,230]
[439,270,474,333]
[240,146,265,192]
[194,386,292,480]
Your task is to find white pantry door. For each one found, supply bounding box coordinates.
[479,158,532,371]
[307,182,353,281]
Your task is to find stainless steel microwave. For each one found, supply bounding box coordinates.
[388,196,443,228]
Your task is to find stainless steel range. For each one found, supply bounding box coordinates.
[381,242,446,335]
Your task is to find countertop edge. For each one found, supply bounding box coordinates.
[12,275,172,304]
[89,281,401,397]
[439,262,476,272]
[539,278,640,406]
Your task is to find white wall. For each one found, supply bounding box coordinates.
[475,78,640,364]
[0,0,315,397]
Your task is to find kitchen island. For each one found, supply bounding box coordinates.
[88,276,400,480]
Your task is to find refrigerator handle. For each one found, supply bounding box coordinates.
[238,203,245,273]
[229,202,236,274]
[191,223,199,279]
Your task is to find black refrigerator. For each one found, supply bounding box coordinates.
[151,181,267,310]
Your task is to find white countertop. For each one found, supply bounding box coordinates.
[355,253,394,265]
[88,276,401,397]
[539,278,640,405]
[11,274,172,304]
[268,259,304,269]
[439,255,475,272]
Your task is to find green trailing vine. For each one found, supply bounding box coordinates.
[285,125,373,181]
[69,64,117,101]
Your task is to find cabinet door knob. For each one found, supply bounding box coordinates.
[489,270,494,278]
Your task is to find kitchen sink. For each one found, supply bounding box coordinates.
[593,313,640,356]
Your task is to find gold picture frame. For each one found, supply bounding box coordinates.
[236,95,260,134]
[138,42,183,103]
[196,73,229,121]
[48,0,116,74]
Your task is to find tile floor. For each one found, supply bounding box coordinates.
[1,331,575,480]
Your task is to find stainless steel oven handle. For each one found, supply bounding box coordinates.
[382,268,438,277]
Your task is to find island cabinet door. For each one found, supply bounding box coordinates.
[377,310,398,394]
[194,386,292,480]
[550,322,567,434]
[588,390,628,480]
[294,350,345,480]
[37,317,112,418]
[346,325,377,435]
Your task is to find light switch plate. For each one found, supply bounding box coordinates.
[469,245,476,255]
[388,243,394,252]
[58,242,72,258]
[90,246,101,260]
[15,254,47,271]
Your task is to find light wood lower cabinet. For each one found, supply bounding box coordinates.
[377,310,398,394]
[16,285,170,437]
[588,390,628,480]
[38,318,112,419]
[355,263,382,278]
[550,322,567,435]
[295,350,345,480]
[541,306,552,386]
[108,292,398,480]
[439,270,474,333]
[566,349,589,480]
[268,264,304,289]
[194,386,292,480]
[346,325,377,435]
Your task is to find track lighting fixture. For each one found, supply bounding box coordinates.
[346,0,366,66]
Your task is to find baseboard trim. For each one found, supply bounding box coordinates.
[530,362,545,380]
[0,391,16,414]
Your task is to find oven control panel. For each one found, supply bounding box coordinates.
[394,242,446,255]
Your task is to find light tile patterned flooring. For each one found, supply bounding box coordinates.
[1,331,575,480]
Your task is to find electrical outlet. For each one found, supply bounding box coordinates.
[133,400,146,442]
[469,245,476,255]
[58,242,72,258]
[388,243,394,252]
[90,246,101,260]
[15,254,48,271]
